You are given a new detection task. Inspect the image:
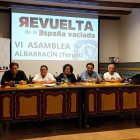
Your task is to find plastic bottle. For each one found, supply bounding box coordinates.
[29,75,32,84]
[55,72,58,77]
[77,74,81,82]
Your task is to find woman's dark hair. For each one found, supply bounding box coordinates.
[40,65,48,70]
[63,64,73,73]
[9,62,19,68]
[86,62,94,68]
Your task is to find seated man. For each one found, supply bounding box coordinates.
[1,62,28,86]
[103,63,122,83]
[58,64,77,83]
[80,62,102,82]
[32,65,56,84]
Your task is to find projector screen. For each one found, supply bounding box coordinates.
[11,9,99,78]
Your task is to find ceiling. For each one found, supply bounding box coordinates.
[0,0,140,16]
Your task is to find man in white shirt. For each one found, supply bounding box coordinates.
[103,63,122,83]
[32,65,56,84]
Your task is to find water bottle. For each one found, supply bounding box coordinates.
[54,72,58,82]
[29,75,32,84]
[77,74,81,82]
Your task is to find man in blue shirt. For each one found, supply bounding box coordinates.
[80,62,102,82]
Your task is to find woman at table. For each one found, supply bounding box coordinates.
[32,65,56,84]
[58,64,77,83]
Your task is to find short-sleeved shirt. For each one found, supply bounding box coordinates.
[1,70,28,85]
[80,71,102,82]
[103,72,121,80]
[33,73,55,82]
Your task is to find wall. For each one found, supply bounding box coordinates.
[100,9,140,63]
[99,19,120,62]
[0,38,10,80]
[0,12,10,38]
[119,9,140,62]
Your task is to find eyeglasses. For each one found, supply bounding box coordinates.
[40,68,47,71]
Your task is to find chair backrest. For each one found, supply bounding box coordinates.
[130,74,140,84]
